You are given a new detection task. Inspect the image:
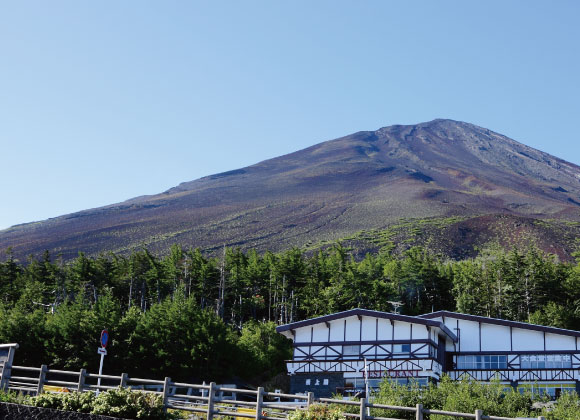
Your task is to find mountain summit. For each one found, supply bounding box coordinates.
[3,119,580,260]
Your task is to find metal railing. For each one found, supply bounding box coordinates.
[0,364,547,420]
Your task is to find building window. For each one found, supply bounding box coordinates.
[456,355,508,370]
[343,345,360,359]
[430,346,437,358]
[521,354,572,369]
[518,383,576,399]
[305,379,311,385]
[393,344,411,354]
[323,379,329,385]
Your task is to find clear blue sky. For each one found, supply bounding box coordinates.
[1,1,579,230]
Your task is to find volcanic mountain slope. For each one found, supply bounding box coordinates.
[2,119,580,261]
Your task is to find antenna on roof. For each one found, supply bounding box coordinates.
[387,301,403,314]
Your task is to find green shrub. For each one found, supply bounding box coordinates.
[33,391,95,413]
[543,392,580,420]
[28,388,178,419]
[373,379,442,419]
[436,377,533,419]
[372,376,534,420]
[288,404,347,420]
[0,390,29,404]
[91,387,175,419]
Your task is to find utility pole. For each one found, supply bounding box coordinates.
[387,301,403,314]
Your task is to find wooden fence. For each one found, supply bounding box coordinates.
[0,364,546,420]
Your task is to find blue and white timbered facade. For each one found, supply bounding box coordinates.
[421,311,580,398]
[276,309,580,398]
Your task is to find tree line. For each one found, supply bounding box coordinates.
[1,244,579,383]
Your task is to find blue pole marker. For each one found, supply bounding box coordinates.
[100,329,109,348]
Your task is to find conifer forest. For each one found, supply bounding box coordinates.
[1,244,579,384]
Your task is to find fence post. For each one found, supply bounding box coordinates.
[359,398,367,420]
[0,362,11,391]
[416,403,423,420]
[120,373,128,388]
[206,382,216,420]
[36,365,47,395]
[162,377,171,412]
[256,387,264,420]
[78,369,86,392]
[307,392,314,409]
[475,409,483,420]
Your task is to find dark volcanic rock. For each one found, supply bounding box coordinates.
[0,402,124,420]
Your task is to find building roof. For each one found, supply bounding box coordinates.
[275,308,458,342]
[419,310,580,338]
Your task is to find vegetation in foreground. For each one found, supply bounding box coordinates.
[289,404,346,420]
[0,387,179,419]
[326,376,580,420]
[0,376,579,419]
[1,243,580,383]
[2,379,577,420]
[371,377,533,419]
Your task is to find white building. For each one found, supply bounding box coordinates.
[276,309,580,398]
